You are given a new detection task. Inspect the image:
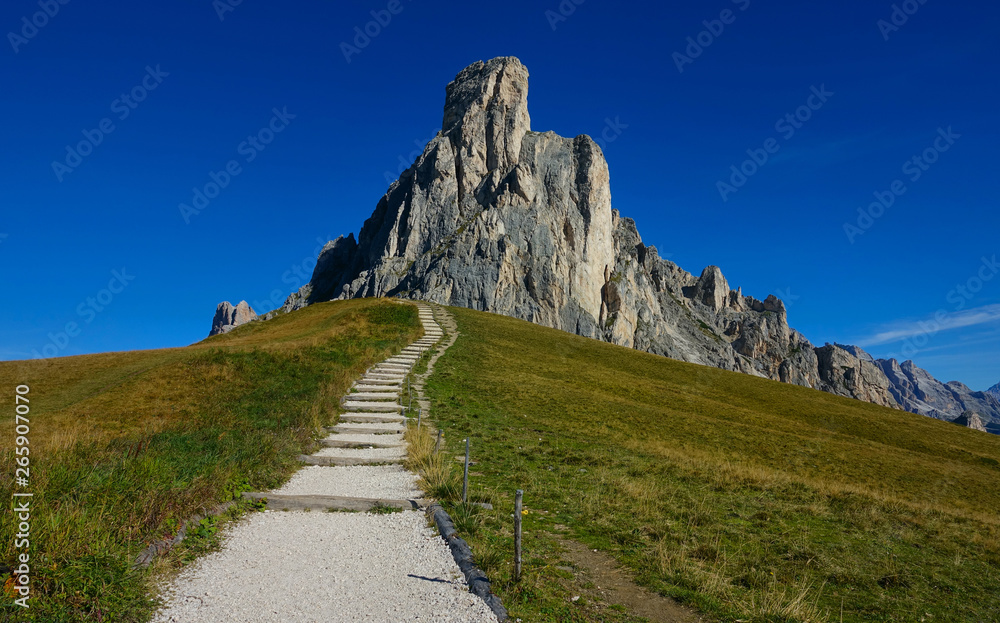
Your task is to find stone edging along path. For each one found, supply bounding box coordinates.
[150,301,506,622]
[413,304,507,621]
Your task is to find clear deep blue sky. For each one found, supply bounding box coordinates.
[2,0,997,390]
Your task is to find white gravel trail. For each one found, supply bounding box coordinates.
[152,512,495,623]
[273,465,419,499]
[153,303,497,622]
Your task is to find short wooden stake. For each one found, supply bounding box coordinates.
[417,408,422,428]
[462,438,470,504]
[514,489,523,582]
[435,429,442,453]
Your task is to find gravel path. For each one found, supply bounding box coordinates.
[272,465,419,499]
[153,303,497,621]
[152,511,496,623]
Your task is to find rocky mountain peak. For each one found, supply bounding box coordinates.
[988,381,1000,400]
[442,57,531,197]
[225,56,997,435]
[209,301,257,336]
[690,266,730,311]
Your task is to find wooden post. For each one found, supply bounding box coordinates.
[462,438,470,504]
[435,429,442,453]
[417,408,422,428]
[514,489,523,582]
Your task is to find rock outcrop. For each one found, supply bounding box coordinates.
[952,410,988,433]
[814,345,898,408]
[233,56,994,433]
[209,301,257,336]
[988,382,1000,401]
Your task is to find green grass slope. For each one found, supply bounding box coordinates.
[425,306,1000,623]
[0,299,419,622]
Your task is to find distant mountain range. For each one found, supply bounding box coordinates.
[213,56,998,435]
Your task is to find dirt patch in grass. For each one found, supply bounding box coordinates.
[556,536,704,623]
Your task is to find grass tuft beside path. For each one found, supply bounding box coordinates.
[0,299,419,622]
[425,306,1000,623]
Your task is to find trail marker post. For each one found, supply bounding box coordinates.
[435,429,442,453]
[514,489,523,582]
[462,438,470,504]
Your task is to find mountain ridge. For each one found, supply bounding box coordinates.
[222,56,996,434]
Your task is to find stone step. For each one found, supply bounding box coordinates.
[241,492,425,512]
[347,392,399,400]
[319,438,403,449]
[340,413,406,423]
[343,402,403,412]
[374,364,410,371]
[356,378,402,386]
[328,424,406,434]
[353,385,399,393]
[298,454,402,466]
[363,373,405,381]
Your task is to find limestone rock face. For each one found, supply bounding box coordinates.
[264,56,994,433]
[283,57,613,339]
[952,410,988,433]
[814,345,898,408]
[209,301,257,336]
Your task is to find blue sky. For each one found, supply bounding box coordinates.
[1,0,997,390]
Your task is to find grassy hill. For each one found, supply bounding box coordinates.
[424,306,1000,623]
[4,299,998,622]
[0,299,420,622]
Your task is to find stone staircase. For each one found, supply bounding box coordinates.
[242,302,444,512]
